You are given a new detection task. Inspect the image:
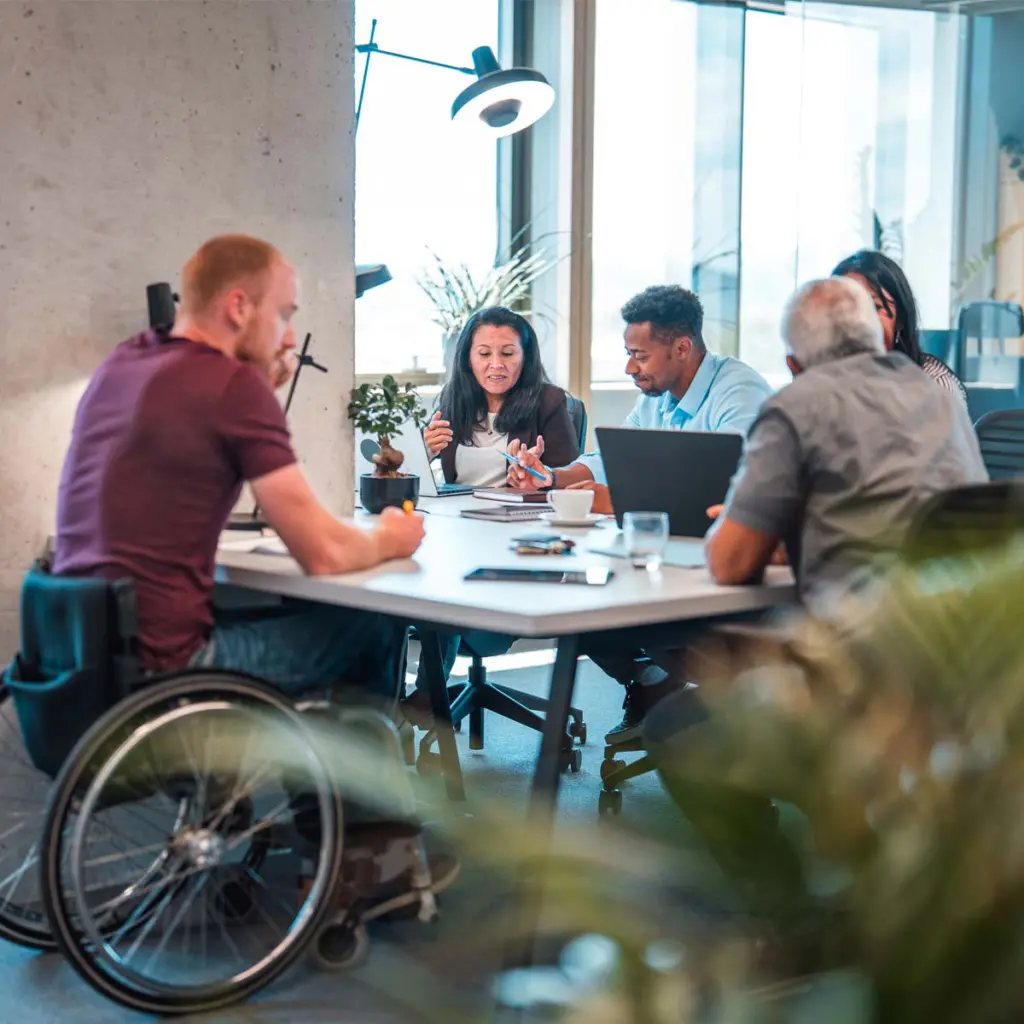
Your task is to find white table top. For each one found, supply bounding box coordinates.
[216,495,795,638]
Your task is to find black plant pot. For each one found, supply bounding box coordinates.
[359,473,420,514]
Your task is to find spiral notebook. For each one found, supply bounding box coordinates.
[460,505,543,522]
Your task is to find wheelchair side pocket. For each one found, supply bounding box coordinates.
[4,654,119,779]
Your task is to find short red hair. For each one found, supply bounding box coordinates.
[179,235,282,316]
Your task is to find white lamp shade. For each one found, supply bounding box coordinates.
[451,68,555,139]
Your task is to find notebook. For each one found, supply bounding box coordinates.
[473,487,549,503]
[461,505,544,522]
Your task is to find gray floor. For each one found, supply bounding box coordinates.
[0,654,688,1023]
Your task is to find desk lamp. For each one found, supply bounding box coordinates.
[354,18,555,138]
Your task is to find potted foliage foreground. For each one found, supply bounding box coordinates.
[348,375,429,514]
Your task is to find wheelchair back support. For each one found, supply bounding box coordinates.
[3,561,140,778]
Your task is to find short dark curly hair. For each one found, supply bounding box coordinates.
[620,285,705,351]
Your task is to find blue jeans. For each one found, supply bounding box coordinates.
[192,600,406,702]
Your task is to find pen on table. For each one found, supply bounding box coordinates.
[499,449,548,483]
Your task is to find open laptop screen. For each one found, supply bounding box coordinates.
[596,427,743,538]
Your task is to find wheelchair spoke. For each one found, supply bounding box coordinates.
[113,874,181,961]
[225,798,292,853]
[244,866,305,921]
[83,840,172,871]
[0,842,38,904]
[141,873,210,974]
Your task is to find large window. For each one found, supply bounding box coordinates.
[739,3,962,378]
[354,0,501,376]
[589,0,963,387]
[590,0,743,384]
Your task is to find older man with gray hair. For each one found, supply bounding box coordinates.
[705,275,986,605]
[643,277,986,979]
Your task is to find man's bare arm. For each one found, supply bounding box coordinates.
[251,464,422,574]
[704,516,779,585]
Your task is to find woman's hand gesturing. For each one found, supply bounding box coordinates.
[424,411,454,456]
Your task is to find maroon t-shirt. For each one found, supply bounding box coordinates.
[53,332,297,670]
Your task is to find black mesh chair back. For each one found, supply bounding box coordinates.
[565,395,588,450]
[903,481,1024,564]
[974,409,1024,480]
[955,301,1024,420]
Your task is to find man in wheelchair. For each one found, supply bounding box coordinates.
[12,235,458,995]
[53,233,423,693]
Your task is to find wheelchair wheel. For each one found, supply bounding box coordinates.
[41,672,344,1016]
[0,683,57,950]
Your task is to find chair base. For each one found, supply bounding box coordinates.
[598,739,654,816]
[415,670,586,776]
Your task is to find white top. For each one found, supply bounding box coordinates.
[217,499,795,638]
[454,413,509,487]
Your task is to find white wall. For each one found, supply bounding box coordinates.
[0,0,356,653]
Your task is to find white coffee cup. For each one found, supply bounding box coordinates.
[547,488,595,520]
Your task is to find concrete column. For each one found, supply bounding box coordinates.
[0,0,357,652]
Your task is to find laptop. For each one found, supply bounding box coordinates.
[586,428,744,568]
[355,419,472,497]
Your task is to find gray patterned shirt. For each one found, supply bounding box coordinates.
[723,352,987,605]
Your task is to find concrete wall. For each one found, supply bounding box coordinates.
[0,0,356,654]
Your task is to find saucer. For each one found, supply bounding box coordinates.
[540,511,604,528]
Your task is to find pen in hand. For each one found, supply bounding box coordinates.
[499,449,548,482]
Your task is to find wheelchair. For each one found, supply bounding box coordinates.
[1,561,445,1016]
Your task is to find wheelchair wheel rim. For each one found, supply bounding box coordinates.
[0,686,54,946]
[63,697,338,999]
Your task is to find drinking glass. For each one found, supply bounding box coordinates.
[623,511,670,571]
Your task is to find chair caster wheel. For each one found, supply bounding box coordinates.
[568,720,588,746]
[310,921,368,971]
[416,751,443,776]
[560,747,582,774]
[599,790,623,816]
[600,758,626,783]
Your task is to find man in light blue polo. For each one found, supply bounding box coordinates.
[507,284,773,741]
[507,284,772,494]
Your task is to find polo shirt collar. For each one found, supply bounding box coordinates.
[661,350,719,419]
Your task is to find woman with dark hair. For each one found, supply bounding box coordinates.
[423,306,580,485]
[406,308,580,716]
[832,249,968,405]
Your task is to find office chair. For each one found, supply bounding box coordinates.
[416,397,591,774]
[956,301,1024,421]
[973,409,1024,480]
[565,394,588,450]
[903,480,1024,562]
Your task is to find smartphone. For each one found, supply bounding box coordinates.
[464,567,613,585]
[510,533,575,555]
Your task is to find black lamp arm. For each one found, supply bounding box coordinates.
[355,17,475,133]
[354,42,475,77]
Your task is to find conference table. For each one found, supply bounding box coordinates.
[216,492,796,816]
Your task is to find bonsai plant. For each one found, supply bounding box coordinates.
[348,374,429,513]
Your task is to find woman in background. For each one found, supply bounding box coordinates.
[832,249,968,406]
[423,306,580,484]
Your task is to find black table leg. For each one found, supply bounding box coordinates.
[528,634,580,819]
[418,628,466,802]
[495,635,581,1007]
